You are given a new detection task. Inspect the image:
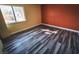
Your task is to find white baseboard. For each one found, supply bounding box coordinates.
[10,23,79,36]
[10,24,41,35]
[42,23,79,33]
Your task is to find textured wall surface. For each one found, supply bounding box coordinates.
[0,4,41,38]
[42,5,79,31]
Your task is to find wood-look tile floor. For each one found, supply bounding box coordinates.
[3,25,79,54]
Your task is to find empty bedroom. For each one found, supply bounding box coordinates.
[0,4,79,54]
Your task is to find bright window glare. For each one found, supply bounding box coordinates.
[0,5,26,24]
[13,6,26,22]
[0,5,16,24]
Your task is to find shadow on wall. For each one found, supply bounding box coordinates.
[0,39,3,53]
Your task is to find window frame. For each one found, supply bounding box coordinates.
[0,5,26,25]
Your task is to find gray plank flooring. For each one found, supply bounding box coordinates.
[3,25,79,54]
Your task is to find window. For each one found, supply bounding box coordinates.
[0,5,16,24]
[13,6,26,22]
[0,5,26,24]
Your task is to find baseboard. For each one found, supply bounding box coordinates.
[10,24,41,35]
[42,23,79,33]
[8,23,79,37]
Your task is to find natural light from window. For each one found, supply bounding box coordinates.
[0,5,26,24]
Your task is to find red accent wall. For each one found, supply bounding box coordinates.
[42,5,79,31]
